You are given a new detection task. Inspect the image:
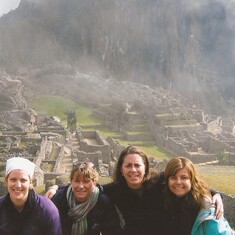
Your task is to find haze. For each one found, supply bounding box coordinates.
[0,0,20,17]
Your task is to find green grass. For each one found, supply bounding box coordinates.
[30,95,101,125]
[200,173,235,196]
[85,126,123,138]
[141,146,174,160]
[34,184,46,194]
[99,177,113,185]
[197,165,235,195]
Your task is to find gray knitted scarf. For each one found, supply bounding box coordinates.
[66,185,99,235]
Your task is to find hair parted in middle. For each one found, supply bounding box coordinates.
[113,145,151,185]
[164,156,211,206]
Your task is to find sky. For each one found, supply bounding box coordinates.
[0,0,20,17]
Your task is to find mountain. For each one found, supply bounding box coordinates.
[1,0,235,117]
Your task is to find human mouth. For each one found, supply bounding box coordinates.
[14,189,22,193]
[76,190,86,194]
[129,174,139,180]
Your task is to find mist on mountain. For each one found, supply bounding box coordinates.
[1,0,235,117]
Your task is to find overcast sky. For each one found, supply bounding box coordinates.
[0,0,20,17]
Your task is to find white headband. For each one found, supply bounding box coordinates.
[6,157,36,178]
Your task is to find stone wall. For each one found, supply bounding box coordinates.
[201,136,228,154]
[188,153,217,163]
[35,137,47,166]
[165,138,189,157]
[77,130,111,164]
[106,137,125,159]
[222,194,235,228]
[33,168,44,186]
[53,145,65,172]
[123,131,153,141]
[73,150,101,168]
[44,172,69,185]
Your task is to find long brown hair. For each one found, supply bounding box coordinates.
[164,157,211,206]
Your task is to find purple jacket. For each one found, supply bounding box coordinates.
[0,189,62,235]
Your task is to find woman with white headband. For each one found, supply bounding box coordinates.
[0,157,62,235]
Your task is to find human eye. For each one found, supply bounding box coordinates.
[135,163,141,168]
[21,179,28,183]
[83,179,90,183]
[125,164,132,168]
[169,176,176,180]
[181,176,190,180]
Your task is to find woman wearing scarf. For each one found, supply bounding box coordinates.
[46,146,224,235]
[51,162,123,235]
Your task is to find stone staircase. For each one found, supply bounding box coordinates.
[61,150,73,173]
[59,133,80,173]
[70,132,80,150]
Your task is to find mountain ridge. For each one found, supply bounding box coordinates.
[1,0,235,117]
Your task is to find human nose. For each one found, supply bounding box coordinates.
[175,177,182,184]
[130,165,137,171]
[15,180,22,187]
[77,182,85,188]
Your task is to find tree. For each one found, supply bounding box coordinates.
[65,109,77,132]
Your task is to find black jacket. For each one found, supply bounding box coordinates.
[162,192,200,235]
[161,178,221,235]
[103,176,164,235]
[51,184,123,235]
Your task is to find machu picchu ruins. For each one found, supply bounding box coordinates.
[0,71,234,225]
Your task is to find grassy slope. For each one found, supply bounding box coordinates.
[198,165,235,195]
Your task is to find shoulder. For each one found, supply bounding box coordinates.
[97,185,112,204]
[146,171,165,190]
[102,182,121,195]
[102,182,117,190]
[0,195,6,203]
[0,195,6,208]
[52,185,69,200]
[35,194,59,213]
[57,184,69,195]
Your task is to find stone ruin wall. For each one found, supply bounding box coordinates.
[77,130,111,164]
[201,136,229,154]
[106,136,125,159]
[222,194,235,228]
[34,137,48,166]
[73,150,101,168]
[53,145,65,173]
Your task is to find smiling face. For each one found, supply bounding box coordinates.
[71,172,96,202]
[168,168,191,197]
[6,169,31,211]
[121,153,146,189]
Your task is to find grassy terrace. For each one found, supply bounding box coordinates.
[198,165,235,196]
[30,95,235,196]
